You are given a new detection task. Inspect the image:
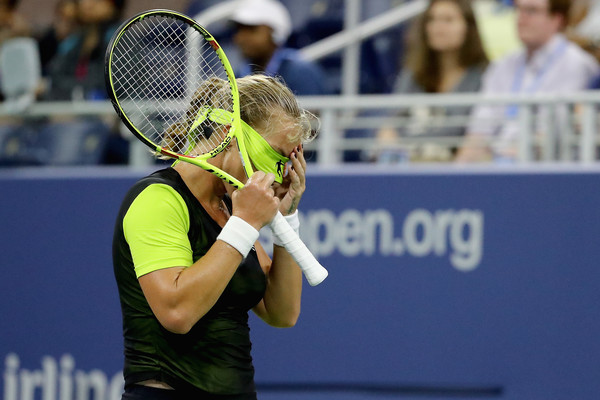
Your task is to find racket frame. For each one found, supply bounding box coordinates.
[105,9,252,187]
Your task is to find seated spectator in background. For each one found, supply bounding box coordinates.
[43,0,125,101]
[375,0,489,163]
[0,0,31,101]
[0,0,29,44]
[457,0,599,162]
[37,0,78,76]
[40,0,129,165]
[229,0,329,95]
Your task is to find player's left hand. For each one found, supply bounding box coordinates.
[273,145,306,215]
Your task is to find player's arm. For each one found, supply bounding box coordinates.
[135,173,279,335]
[139,244,243,334]
[253,241,303,328]
[253,147,305,327]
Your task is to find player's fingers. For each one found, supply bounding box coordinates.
[263,172,276,190]
[247,171,276,193]
[290,150,305,185]
[286,166,298,187]
[246,170,266,186]
[296,144,307,169]
[289,148,306,180]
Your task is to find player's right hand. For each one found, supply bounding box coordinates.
[232,171,280,230]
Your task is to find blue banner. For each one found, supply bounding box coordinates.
[1,166,599,400]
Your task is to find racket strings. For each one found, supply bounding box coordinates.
[110,14,235,157]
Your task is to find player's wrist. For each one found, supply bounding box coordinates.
[280,196,301,216]
[231,211,265,231]
[217,216,259,257]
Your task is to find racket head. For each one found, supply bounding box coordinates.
[105,9,244,170]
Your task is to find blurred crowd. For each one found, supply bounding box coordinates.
[374,0,600,163]
[0,0,599,166]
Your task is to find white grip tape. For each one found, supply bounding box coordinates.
[217,216,259,258]
[272,210,299,247]
[270,211,328,286]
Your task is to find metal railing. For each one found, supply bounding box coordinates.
[297,91,600,165]
[2,91,599,166]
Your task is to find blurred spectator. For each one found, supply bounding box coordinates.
[43,0,125,101]
[375,0,489,163]
[565,0,600,63]
[0,0,29,44]
[37,0,78,75]
[38,0,129,165]
[229,0,329,95]
[457,0,599,162]
[0,0,31,102]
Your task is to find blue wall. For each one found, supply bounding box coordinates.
[1,166,599,400]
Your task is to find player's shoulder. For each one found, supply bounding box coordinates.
[123,168,184,208]
[138,167,180,186]
[126,181,188,227]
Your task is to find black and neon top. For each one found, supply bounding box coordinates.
[112,168,267,395]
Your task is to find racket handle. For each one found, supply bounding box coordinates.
[270,212,328,286]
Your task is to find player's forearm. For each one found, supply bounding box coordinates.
[149,242,243,334]
[171,213,263,330]
[260,247,302,327]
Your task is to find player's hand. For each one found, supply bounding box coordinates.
[274,145,306,215]
[232,171,280,230]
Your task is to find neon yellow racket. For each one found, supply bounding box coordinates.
[105,9,327,286]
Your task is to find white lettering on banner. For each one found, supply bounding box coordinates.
[260,208,484,271]
[3,353,123,400]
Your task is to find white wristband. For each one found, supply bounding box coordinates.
[272,210,300,247]
[217,216,259,257]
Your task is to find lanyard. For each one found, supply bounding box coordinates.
[506,38,568,118]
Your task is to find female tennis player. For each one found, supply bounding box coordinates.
[112,74,315,400]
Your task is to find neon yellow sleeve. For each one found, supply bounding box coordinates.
[123,184,193,278]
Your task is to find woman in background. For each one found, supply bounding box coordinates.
[376,0,489,163]
[44,0,125,101]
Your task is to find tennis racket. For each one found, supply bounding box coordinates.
[105,9,327,286]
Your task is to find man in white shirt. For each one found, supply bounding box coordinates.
[457,0,599,162]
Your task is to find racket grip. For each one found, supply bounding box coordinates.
[270,212,328,286]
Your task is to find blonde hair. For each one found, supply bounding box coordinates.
[170,74,318,147]
[237,75,318,143]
